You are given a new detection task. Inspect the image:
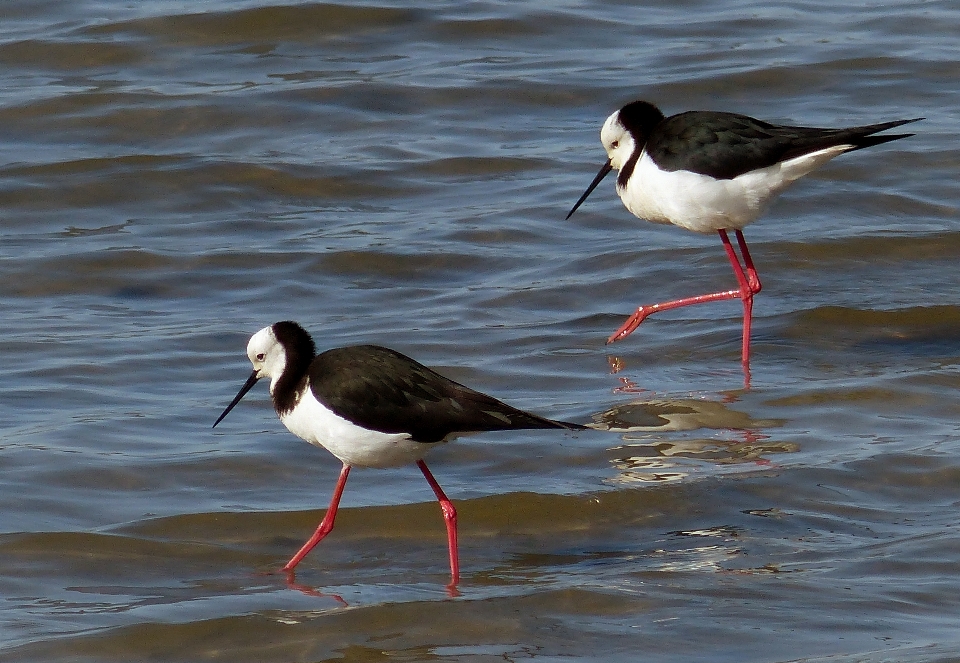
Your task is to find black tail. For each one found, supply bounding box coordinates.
[845,117,923,152]
[547,418,589,431]
[496,408,589,432]
[781,117,922,161]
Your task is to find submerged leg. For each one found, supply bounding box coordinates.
[282,463,351,572]
[417,459,459,587]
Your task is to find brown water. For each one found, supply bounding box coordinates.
[1,1,959,661]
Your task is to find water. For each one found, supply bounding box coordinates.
[1,1,958,660]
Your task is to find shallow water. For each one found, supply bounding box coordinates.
[1,1,959,661]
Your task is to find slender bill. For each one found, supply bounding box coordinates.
[566,159,613,220]
[213,371,260,428]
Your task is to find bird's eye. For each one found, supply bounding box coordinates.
[611,140,619,148]
[256,353,265,361]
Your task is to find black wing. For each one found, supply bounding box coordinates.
[309,345,585,443]
[647,110,920,180]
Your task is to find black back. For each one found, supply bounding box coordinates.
[567,101,920,220]
[307,345,586,443]
[644,109,920,180]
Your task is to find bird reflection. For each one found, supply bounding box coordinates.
[592,360,793,483]
[283,568,461,600]
[282,570,348,605]
[608,353,750,390]
[591,395,779,433]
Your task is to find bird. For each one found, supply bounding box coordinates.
[567,100,920,372]
[212,320,586,587]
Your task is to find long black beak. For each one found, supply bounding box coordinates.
[565,159,613,220]
[213,371,260,428]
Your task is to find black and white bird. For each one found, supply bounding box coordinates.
[213,321,585,586]
[567,100,920,372]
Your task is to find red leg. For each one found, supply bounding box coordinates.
[606,285,743,344]
[719,230,750,369]
[721,230,762,371]
[417,459,459,587]
[282,464,351,572]
[734,230,761,295]
[607,230,747,343]
[607,229,762,382]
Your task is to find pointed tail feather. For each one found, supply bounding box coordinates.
[846,116,923,151]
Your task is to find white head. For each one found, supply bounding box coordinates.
[246,325,288,393]
[599,110,634,171]
[213,321,318,429]
[566,101,666,221]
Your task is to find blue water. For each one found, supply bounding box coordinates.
[0,1,958,661]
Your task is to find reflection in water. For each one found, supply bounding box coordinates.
[589,396,782,433]
[1,0,952,656]
[284,570,348,605]
[649,526,743,573]
[651,543,735,573]
[589,396,794,484]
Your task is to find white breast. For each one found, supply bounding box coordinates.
[618,146,853,233]
[279,384,441,468]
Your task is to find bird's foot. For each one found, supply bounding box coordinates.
[606,306,655,344]
[445,581,462,598]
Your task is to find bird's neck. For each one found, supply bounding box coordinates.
[271,357,312,416]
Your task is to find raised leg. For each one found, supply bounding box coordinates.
[606,285,743,344]
[417,459,459,587]
[607,229,763,372]
[283,463,351,572]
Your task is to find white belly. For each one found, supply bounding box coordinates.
[618,146,852,233]
[279,389,442,468]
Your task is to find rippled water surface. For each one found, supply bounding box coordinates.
[1,1,958,661]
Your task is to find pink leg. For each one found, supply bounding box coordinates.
[607,230,763,370]
[723,230,762,370]
[417,459,459,587]
[282,463,351,572]
[734,230,762,295]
